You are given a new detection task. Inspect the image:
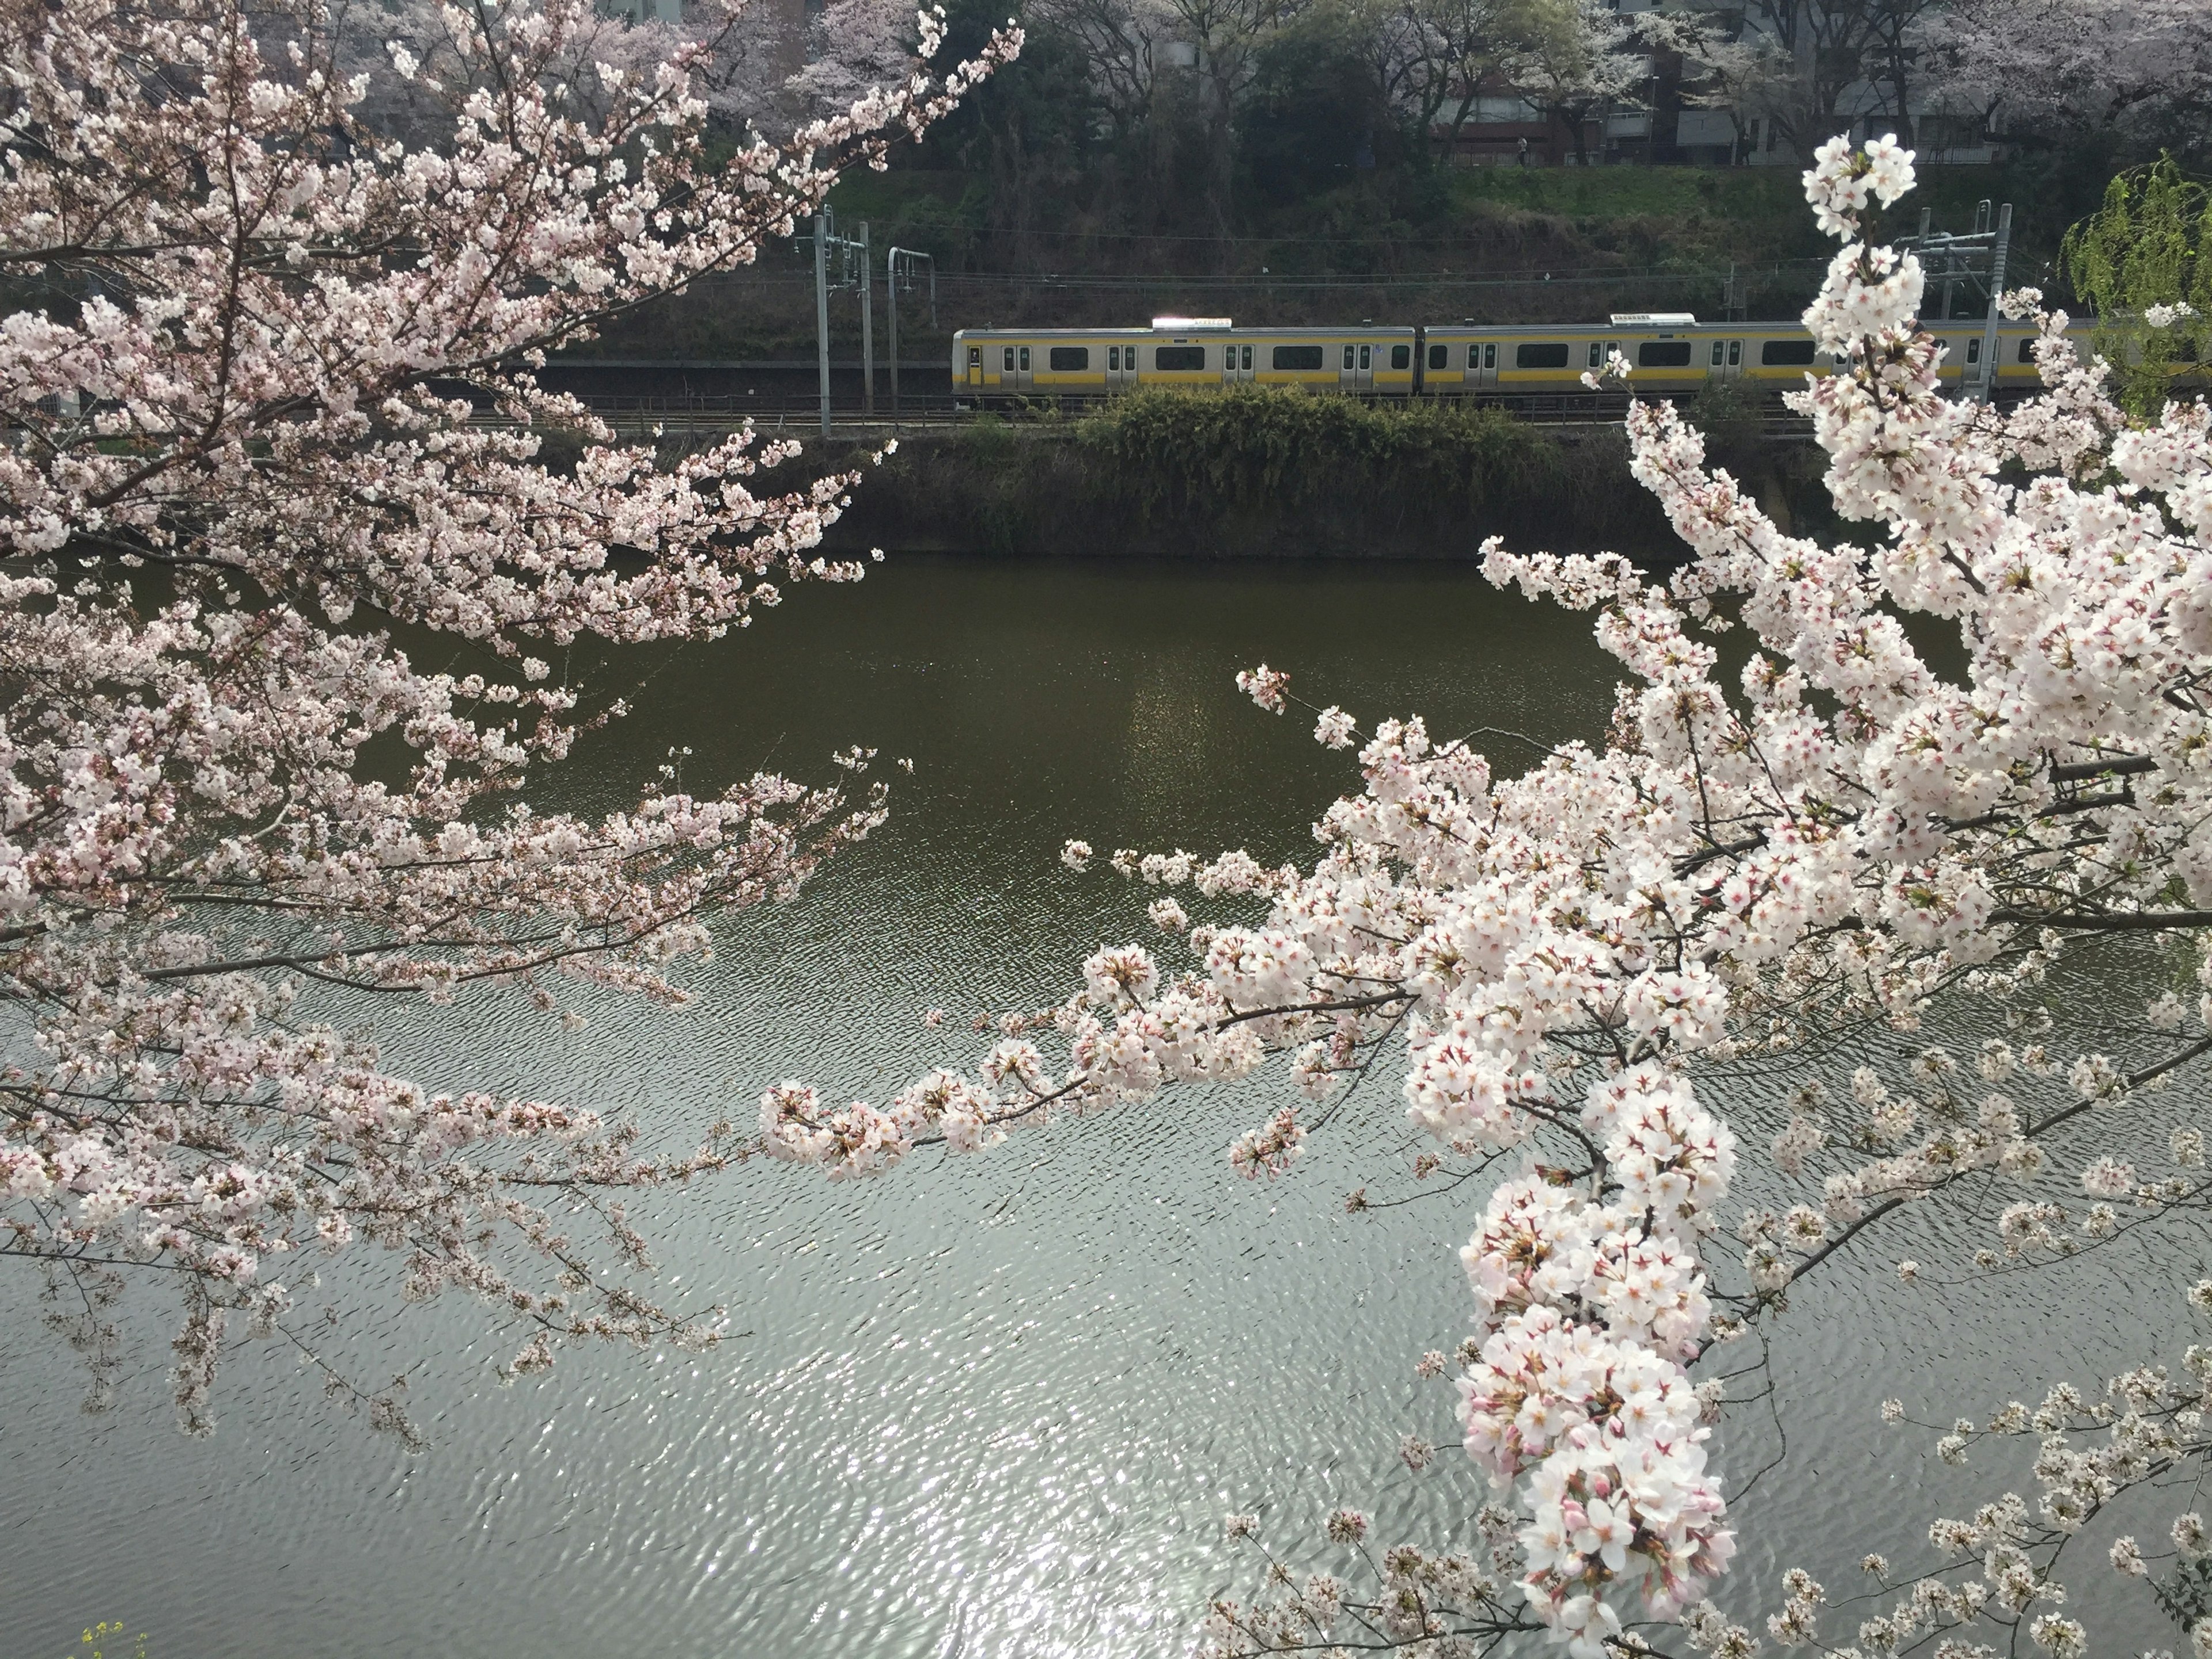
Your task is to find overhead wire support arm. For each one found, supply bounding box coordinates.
[1900,199,2014,402]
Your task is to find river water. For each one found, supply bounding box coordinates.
[0,556,2189,1656]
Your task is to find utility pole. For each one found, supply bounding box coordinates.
[806,210,876,429]
[813,209,831,435]
[887,247,935,417]
[858,221,873,416]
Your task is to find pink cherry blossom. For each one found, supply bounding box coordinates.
[0,0,1013,1436]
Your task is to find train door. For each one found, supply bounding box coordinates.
[1001,344,1032,394]
[1960,334,1987,397]
[1221,342,1255,385]
[1339,341,1374,393]
[1469,340,1498,390]
[966,346,983,392]
[1709,338,1744,381]
[1105,342,1138,391]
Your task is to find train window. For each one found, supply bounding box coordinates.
[1711,341,1726,366]
[1241,345,1253,370]
[1639,342,1694,368]
[1965,338,1981,365]
[1429,344,1448,370]
[1343,344,1356,370]
[1516,343,1570,369]
[1002,347,1014,372]
[1589,343,1604,369]
[1359,344,1372,370]
[1729,339,1741,366]
[1273,346,1324,371]
[1483,343,1496,369]
[1390,344,1410,371]
[1049,346,1089,372]
[968,347,980,367]
[2018,338,2037,363]
[1107,346,1119,370]
[1018,346,1031,372]
[1155,346,1206,372]
[1761,339,1817,366]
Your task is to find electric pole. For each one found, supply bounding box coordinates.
[887,248,935,418]
[813,210,831,435]
[858,221,873,416]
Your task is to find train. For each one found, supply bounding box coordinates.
[949,312,2077,403]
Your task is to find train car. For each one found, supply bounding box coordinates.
[953,319,1418,402]
[1922,324,2062,392]
[1418,315,1772,396]
[952,314,2120,405]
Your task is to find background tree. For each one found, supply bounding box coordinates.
[1692,0,1928,158]
[1503,0,1640,167]
[907,0,1100,261]
[339,0,797,142]
[1155,0,1311,241]
[789,0,929,116]
[1024,0,1181,145]
[1506,0,1714,169]
[1924,0,2212,168]
[0,0,1014,1437]
[1357,0,1532,169]
[1237,0,1404,208]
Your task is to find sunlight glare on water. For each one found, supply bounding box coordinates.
[0,556,2186,1657]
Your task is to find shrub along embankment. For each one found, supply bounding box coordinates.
[805,386,1777,562]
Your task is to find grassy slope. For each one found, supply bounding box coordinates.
[579,164,2066,360]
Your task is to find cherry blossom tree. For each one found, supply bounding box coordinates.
[338,0,797,141]
[1500,0,1641,168]
[1922,0,2212,161]
[789,0,932,116]
[770,134,2212,1657]
[1684,0,1938,161]
[0,0,1015,1438]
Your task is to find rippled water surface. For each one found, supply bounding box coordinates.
[0,556,2185,1657]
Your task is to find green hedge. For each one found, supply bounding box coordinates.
[789,388,1766,559]
[1073,385,1570,524]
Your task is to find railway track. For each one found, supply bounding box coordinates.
[476,391,1819,440]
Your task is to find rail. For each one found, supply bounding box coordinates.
[471,388,1820,440]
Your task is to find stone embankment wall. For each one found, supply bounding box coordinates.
[730,385,1824,562]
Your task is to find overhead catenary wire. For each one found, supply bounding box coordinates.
[697,256,1834,293]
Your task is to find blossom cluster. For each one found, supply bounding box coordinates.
[1452,1068,1736,1653]
[0,0,1012,1431]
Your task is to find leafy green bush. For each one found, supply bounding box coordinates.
[1074,385,1567,524]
